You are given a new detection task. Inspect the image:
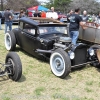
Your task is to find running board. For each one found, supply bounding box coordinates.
[71,60,98,68]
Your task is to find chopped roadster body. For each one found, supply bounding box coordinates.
[0,52,22,81]
[5,17,100,78]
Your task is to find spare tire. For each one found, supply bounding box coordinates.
[5,52,22,81]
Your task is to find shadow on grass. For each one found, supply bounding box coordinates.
[64,75,72,80]
[63,65,92,80]
[0,76,9,82]
[15,46,94,81]
[0,74,26,83]
[18,74,26,82]
[96,66,100,73]
[15,46,49,63]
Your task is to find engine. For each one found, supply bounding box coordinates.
[54,36,72,49]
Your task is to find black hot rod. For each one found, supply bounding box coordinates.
[4,17,100,78]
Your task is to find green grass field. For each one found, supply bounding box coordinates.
[0,24,100,100]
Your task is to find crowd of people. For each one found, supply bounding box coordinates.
[0,8,26,33]
[67,8,100,45]
[31,7,58,20]
[0,7,58,33]
[1,6,100,45]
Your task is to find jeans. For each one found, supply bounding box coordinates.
[5,21,12,33]
[69,31,79,45]
[0,19,1,29]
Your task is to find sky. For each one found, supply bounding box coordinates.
[38,0,49,3]
[96,0,100,2]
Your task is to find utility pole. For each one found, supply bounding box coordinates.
[1,0,3,10]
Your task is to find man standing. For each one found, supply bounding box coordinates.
[69,8,85,45]
[4,8,13,33]
[46,7,58,19]
[81,10,88,22]
[67,9,74,23]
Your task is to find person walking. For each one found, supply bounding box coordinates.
[4,8,13,33]
[69,8,85,45]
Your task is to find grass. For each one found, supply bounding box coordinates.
[0,24,100,100]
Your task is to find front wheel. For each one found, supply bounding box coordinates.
[5,52,22,81]
[50,48,71,79]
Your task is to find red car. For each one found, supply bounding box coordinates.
[58,13,67,22]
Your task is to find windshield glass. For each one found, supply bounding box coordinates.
[39,26,67,35]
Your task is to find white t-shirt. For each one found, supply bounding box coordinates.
[46,11,58,19]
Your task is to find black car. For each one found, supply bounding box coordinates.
[4,17,100,78]
[0,11,5,24]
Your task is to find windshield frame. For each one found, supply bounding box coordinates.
[38,25,67,35]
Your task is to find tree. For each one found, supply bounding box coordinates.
[45,0,100,14]
[0,0,7,10]
[68,0,100,14]
[54,0,72,13]
[45,0,72,13]
[3,0,39,11]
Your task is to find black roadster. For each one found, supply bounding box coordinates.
[4,17,100,78]
[0,52,22,81]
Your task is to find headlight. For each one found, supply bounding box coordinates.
[88,49,94,56]
[68,51,75,59]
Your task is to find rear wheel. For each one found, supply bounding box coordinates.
[5,31,16,51]
[5,52,22,81]
[50,48,71,79]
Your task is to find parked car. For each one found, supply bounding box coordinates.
[26,10,35,17]
[0,52,22,81]
[4,17,100,78]
[0,11,5,24]
[58,12,67,23]
[12,12,20,24]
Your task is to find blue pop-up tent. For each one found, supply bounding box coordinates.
[38,5,49,11]
[28,5,49,11]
